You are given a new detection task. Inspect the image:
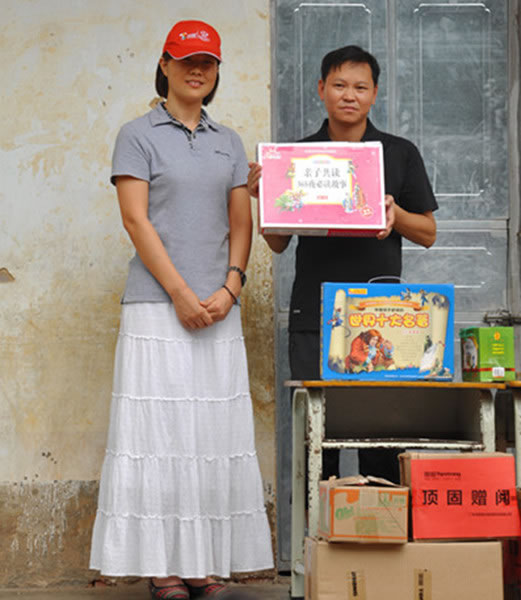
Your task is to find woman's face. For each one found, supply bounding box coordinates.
[160,53,218,105]
[369,336,378,347]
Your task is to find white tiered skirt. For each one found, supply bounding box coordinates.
[89,303,274,577]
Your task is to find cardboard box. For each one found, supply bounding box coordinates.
[257,142,386,236]
[318,475,408,543]
[400,452,521,540]
[305,537,503,599]
[321,283,454,380]
[460,326,516,382]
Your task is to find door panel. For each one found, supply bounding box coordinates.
[274,1,389,142]
[396,0,509,220]
[402,225,508,312]
[294,2,385,138]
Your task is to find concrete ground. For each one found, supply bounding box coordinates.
[0,580,290,600]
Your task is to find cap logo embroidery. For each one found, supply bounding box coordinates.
[178,30,210,42]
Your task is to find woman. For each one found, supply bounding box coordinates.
[89,20,273,599]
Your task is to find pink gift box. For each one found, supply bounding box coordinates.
[257,142,386,236]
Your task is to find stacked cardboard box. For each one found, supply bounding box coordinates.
[318,475,409,543]
[400,452,521,541]
[306,538,503,599]
[305,453,520,599]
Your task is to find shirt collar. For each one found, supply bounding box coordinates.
[149,102,219,131]
[201,109,219,131]
[314,117,381,142]
[360,119,381,142]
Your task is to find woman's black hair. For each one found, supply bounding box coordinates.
[155,52,220,106]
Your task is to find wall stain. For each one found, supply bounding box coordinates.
[0,224,126,481]
[0,480,99,587]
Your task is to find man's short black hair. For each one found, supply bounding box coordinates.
[321,45,380,86]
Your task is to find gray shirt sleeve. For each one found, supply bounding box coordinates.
[230,130,249,189]
[111,123,151,186]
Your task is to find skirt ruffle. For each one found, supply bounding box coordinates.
[89,303,274,577]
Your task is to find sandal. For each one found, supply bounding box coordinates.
[149,578,190,599]
[185,581,228,598]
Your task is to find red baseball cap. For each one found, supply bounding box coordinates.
[162,20,221,62]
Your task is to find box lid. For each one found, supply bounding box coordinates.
[325,474,408,490]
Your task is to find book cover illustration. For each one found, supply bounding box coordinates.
[321,283,454,381]
[257,142,385,235]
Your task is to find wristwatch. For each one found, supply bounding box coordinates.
[228,265,247,287]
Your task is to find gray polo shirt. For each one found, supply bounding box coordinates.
[111,103,249,303]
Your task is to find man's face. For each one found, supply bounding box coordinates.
[318,61,378,128]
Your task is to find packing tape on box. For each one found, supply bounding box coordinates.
[347,570,366,599]
[414,569,432,600]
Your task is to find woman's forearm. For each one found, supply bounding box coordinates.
[226,186,252,296]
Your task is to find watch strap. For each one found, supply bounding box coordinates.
[228,265,247,286]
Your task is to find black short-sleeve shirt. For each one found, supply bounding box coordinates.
[289,118,438,332]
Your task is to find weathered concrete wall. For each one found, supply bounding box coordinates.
[0,0,274,587]
[1,482,99,588]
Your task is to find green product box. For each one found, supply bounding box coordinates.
[460,326,515,382]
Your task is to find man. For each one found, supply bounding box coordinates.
[248,46,437,481]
